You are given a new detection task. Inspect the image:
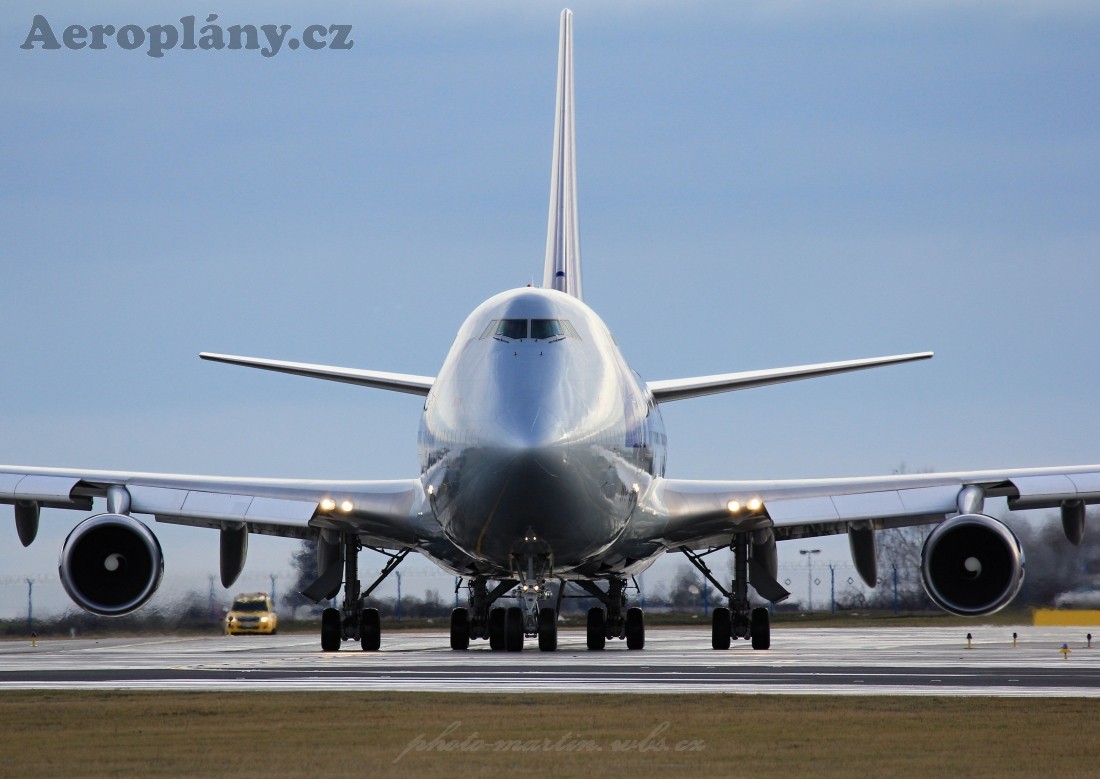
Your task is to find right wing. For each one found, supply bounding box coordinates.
[200,353,434,396]
[0,465,432,549]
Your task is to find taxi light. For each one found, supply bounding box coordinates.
[339,500,354,513]
[747,498,763,512]
[320,498,337,512]
[727,500,742,513]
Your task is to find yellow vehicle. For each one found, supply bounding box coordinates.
[225,592,278,635]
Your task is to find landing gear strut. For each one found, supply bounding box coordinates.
[313,535,408,652]
[681,533,784,651]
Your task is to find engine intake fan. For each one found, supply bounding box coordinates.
[920,513,1024,617]
[59,513,164,616]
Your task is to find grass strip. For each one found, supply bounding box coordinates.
[0,691,1095,777]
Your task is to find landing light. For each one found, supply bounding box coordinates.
[747,498,763,512]
[339,500,355,513]
[727,500,742,514]
[320,498,337,512]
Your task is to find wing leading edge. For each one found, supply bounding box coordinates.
[647,351,933,402]
[199,352,434,396]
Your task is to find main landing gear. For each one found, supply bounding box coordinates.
[454,576,645,652]
[680,531,789,651]
[451,574,558,653]
[577,578,645,651]
[307,532,410,652]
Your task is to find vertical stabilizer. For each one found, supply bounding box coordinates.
[543,9,582,300]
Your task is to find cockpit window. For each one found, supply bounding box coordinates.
[480,318,579,342]
[530,319,564,340]
[496,319,528,340]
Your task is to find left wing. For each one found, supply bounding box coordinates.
[642,464,1100,613]
[650,465,1100,549]
[647,352,932,402]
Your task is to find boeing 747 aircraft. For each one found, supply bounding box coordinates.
[4,11,1099,653]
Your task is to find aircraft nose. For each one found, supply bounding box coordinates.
[486,405,569,450]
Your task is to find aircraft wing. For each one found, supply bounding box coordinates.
[0,465,430,548]
[651,464,1100,549]
[199,353,435,396]
[647,352,932,402]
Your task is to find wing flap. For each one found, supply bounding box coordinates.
[1009,472,1100,509]
[0,473,83,504]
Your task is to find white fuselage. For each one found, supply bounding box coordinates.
[416,288,668,580]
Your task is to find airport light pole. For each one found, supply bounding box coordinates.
[800,549,821,611]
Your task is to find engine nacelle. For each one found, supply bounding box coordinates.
[59,513,164,616]
[920,513,1024,617]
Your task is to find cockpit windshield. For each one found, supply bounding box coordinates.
[496,319,528,339]
[530,319,564,339]
[480,318,578,342]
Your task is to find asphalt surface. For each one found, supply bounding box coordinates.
[3,625,1099,696]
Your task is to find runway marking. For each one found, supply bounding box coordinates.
[4,627,1100,696]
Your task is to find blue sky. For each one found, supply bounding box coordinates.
[2,1,1099,617]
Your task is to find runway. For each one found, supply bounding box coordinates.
[3,626,1100,696]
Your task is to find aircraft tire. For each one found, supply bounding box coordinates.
[586,607,606,651]
[450,607,470,650]
[504,606,524,652]
[750,607,770,651]
[321,607,341,652]
[489,607,506,650]
[711,608,731,650]
[360,608,381,651]
[625,607,645,650]
[538,607,558,652]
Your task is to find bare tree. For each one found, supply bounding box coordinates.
[867,525,935,610]
[666,563,720,613]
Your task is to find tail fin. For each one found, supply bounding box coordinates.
[542,9,582,300]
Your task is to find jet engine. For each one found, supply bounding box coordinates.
[920,513,1024,616]
[59,513,164,616]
